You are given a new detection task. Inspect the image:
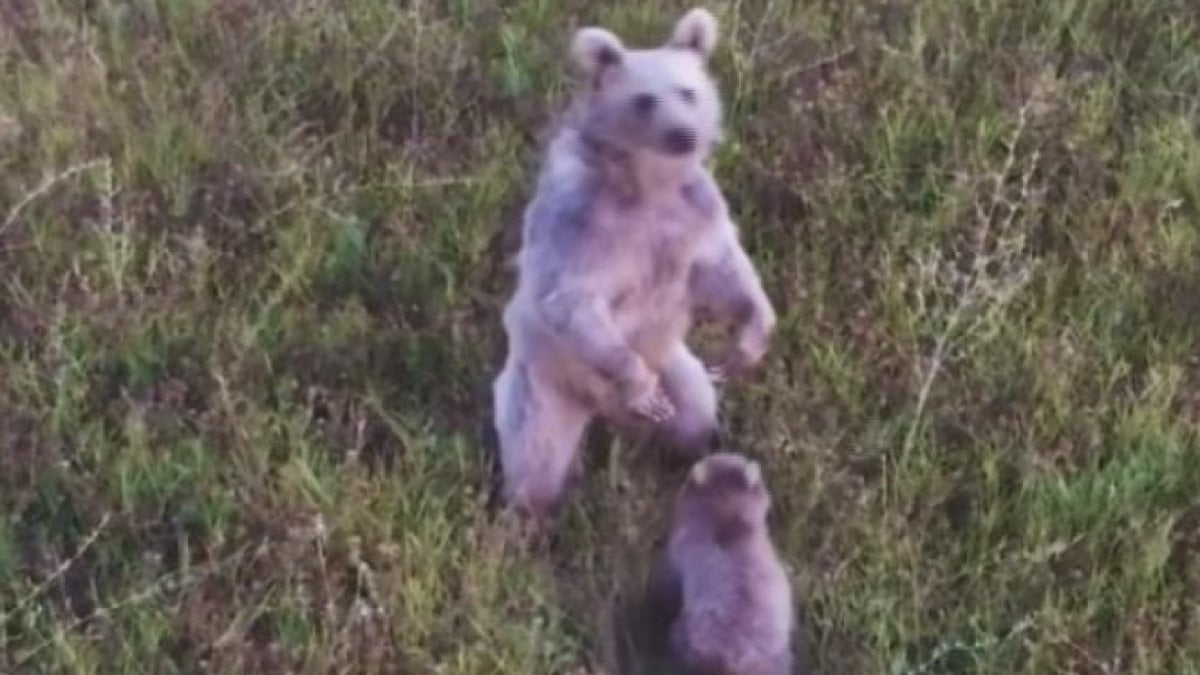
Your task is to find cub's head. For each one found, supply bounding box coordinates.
[569,8,723,160]
[677,451,771,543]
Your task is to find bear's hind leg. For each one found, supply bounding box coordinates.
[493,359,593,524]
[655,343,721,463]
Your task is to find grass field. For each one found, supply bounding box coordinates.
[2,1,1199,673]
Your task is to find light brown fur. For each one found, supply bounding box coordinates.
[491,9,776,524]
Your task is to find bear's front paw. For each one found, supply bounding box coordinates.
[628,387,676,424]
[708,340,766,382]
[615,355,676,422]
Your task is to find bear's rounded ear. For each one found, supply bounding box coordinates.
[571,27,626,77]
[743,460,761,488]
[668,8,719,58]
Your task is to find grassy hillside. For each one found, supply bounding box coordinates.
[2,1,1199,672]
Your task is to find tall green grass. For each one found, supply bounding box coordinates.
[1,1,1198,672]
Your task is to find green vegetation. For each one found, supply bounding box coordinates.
[2,1,1198,672]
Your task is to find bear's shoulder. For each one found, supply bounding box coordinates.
[679,169,726,220]
[522,162,603,254]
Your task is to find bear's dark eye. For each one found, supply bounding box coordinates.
[678,87,697,104]
[633,93,657,114]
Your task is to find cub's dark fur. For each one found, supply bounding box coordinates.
[643,452,794,675]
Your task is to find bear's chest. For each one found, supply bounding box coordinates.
[637,205,702,273]
[605,202,711,308]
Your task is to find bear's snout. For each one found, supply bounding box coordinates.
[663,127,698,155]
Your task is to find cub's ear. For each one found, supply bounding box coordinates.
[668,7,718,58]
[571,27,626,77]
[743,460,761,487]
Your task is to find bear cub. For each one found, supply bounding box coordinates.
[644,452,795,675]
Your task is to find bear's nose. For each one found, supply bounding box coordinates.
[663,127,697,155]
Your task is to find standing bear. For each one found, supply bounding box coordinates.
[492,7,777,523]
